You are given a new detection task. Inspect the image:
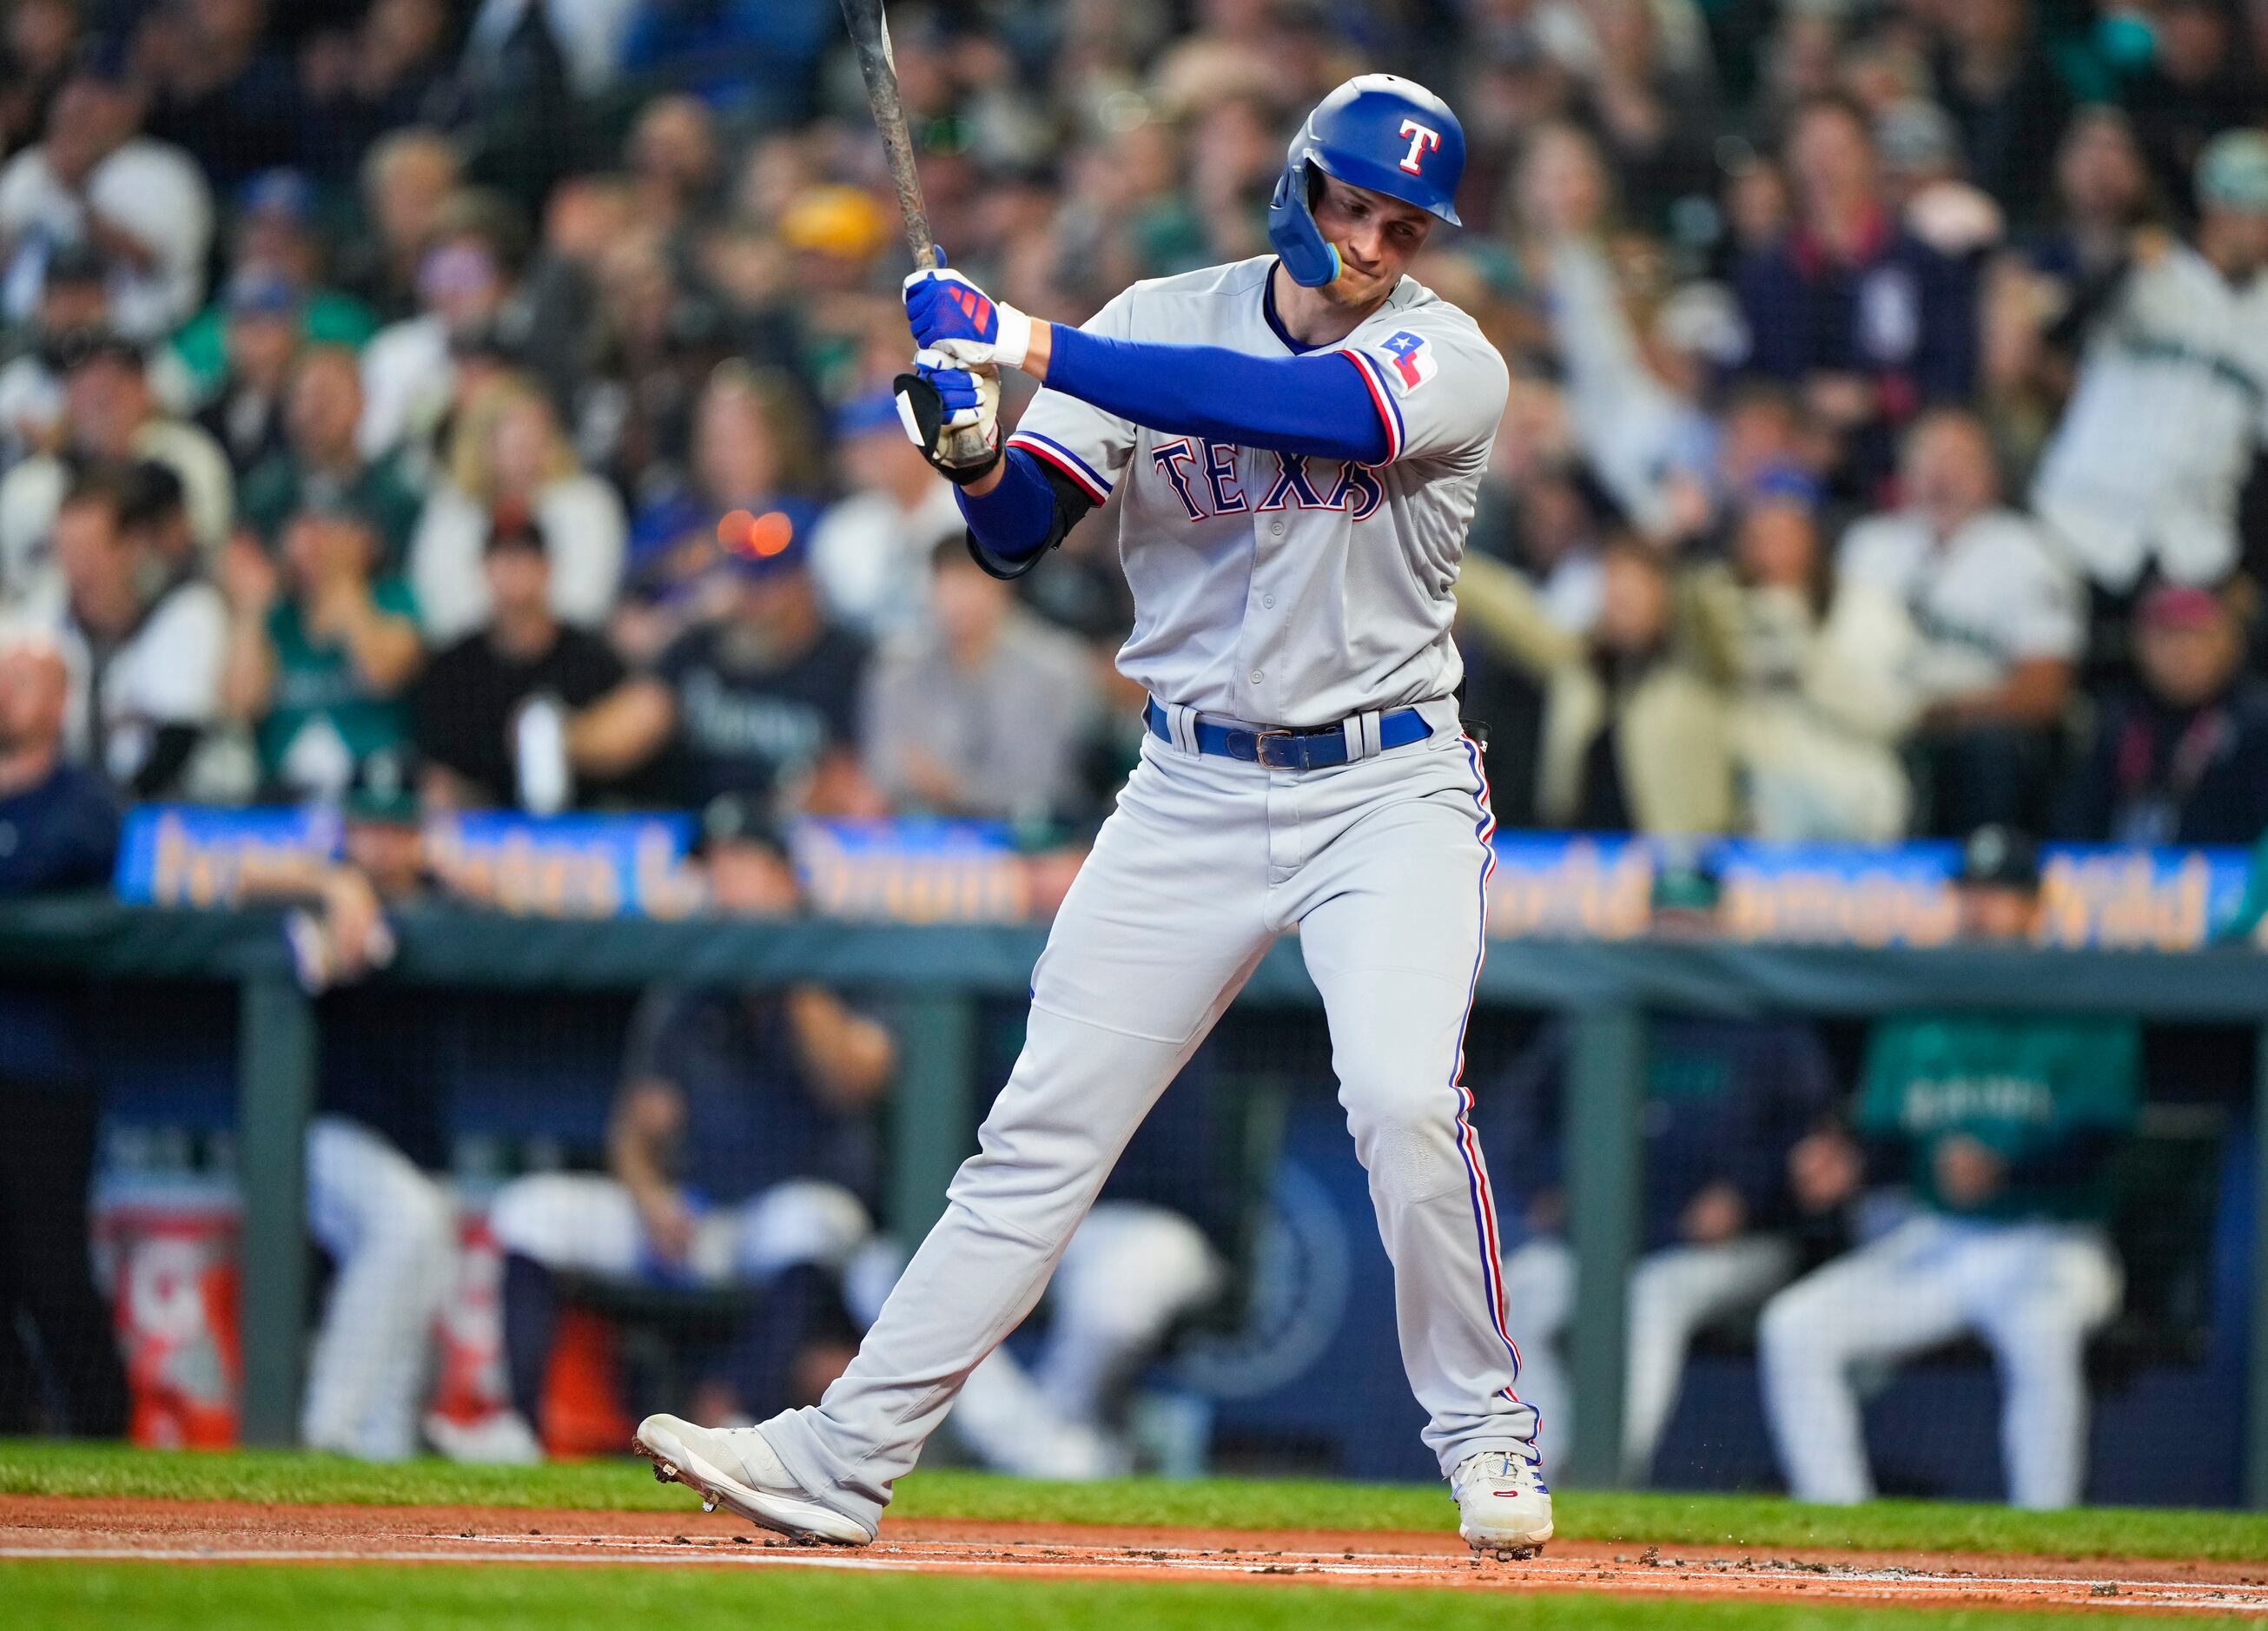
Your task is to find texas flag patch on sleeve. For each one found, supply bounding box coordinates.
[1376,330,1438,395]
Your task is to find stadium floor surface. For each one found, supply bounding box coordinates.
[4,1495,2266,1615]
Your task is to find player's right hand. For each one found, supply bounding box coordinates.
[893,349,1002,485]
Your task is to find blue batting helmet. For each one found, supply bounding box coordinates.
[1266,75,1466,288]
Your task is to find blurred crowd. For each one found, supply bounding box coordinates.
[0,0,2254,886]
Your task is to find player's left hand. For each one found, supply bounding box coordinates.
[904,260,1032,370]
[893,349,1002,484]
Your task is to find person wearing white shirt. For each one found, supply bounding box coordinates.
[0,63,213,343]
[0,335,234,619]
[44,468,231,801]
[409,375,624,645]
[1839,409,2082,833]
[2031,131,2268,597]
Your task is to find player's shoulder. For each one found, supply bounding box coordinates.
[1112,255,1275,311]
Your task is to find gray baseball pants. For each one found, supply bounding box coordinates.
[765,706,1537,1531]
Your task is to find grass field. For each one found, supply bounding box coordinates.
[5,1438,2264,1562]
[7,1440,2265,1628]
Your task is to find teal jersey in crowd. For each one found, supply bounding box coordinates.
[258,578,419,795]
[1855,1014,2141,1223]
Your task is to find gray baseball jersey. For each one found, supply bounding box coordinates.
[1006,254,1510,727]
[757,260,1536,1533]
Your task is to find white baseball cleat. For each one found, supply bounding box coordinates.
[1451,1447,1553,1556]
[633,1414,874,1546]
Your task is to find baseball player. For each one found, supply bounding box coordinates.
[638,76,1547,1553]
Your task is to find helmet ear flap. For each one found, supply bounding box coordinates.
[1267,148,1342,288]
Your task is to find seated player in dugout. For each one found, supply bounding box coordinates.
[1484,855,1840,1485]
[486,800,894,1447]
[1759,827,2140,1509]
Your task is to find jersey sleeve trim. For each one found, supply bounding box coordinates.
[1005,430,1112,503]
[1340,349,1405,463]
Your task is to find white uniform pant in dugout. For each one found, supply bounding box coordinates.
[301,1116,454,1461]
[1759,1212,2121,1509]
[762,710,1537,1532]
[1500,1233,1797,1481]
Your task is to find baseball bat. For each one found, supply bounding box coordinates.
[837,0,939,272]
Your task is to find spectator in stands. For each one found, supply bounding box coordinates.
[1760,826,2139,1509]
[238,345,426,566]
[46,466,231,800]
[487,809,892,1443]
[2056,581,2268,847]
[1487,858,1839,1482]
[0,240,105,477]
[1932,0,2073,224]
[2030,131,2268,611]
[340,127,461,322]
[0,0,80,161]
[169,168,380,408]
[619,361,819,657]
[358,188,529,462]
[0,629,129,1438]
[0,333,234,585]
[810,393,964,642]
[2120,0,2263,217]
[220,502,422,804]
[134,0,300,193]
[1983,109,2160,475]
[1457,538,1736,833]
[411,506,654,814]
[1734,94,1979,495]
[410,373,625,645]
[1710,492,1916,841]
[0,50,214,341]
[1837,408,2081,835]
[294,0,455,185]
[1517,124,1727,548]
[193,270,301,477]
[596,515,881,821]
[861,538,1102,827]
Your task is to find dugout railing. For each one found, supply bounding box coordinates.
[3,893,2265,1507]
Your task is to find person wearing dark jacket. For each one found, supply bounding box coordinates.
[2056,581,2268,847]
[1735,95,1979,498]
[0,631,129,1436]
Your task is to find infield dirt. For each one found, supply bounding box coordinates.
[3,1496,2265,1615]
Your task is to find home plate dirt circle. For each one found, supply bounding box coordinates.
[4,1496,2265,1614]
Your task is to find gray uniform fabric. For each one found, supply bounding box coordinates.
[763,257,1529,1531]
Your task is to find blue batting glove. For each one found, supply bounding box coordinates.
[903,261,1032,369]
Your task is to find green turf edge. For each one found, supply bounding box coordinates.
[4,1441,2265,1563]
[7,1561,2251,1631]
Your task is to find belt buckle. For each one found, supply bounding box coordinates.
[1254,729,1303,770]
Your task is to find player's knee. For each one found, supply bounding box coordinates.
[1756,1283,1822,1367]
[1338,1074,1459,1196]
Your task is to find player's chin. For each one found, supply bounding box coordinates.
[1325,266,1393,306]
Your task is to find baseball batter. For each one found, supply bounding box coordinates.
[637,76,1550,1553]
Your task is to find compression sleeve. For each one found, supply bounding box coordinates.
[955,445,1057,559]
[955,446,1099,580]
[1044,324,1391,466]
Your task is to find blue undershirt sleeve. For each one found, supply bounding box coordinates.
[1045,325,1392,466]
[955,446,1058,560]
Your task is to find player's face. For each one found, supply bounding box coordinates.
[1311,176,1433,307]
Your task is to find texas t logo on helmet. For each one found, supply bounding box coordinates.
[1398,120,1442,175]
[1266,74,1467,287]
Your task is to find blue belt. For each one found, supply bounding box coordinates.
[1144,698,1432,771]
